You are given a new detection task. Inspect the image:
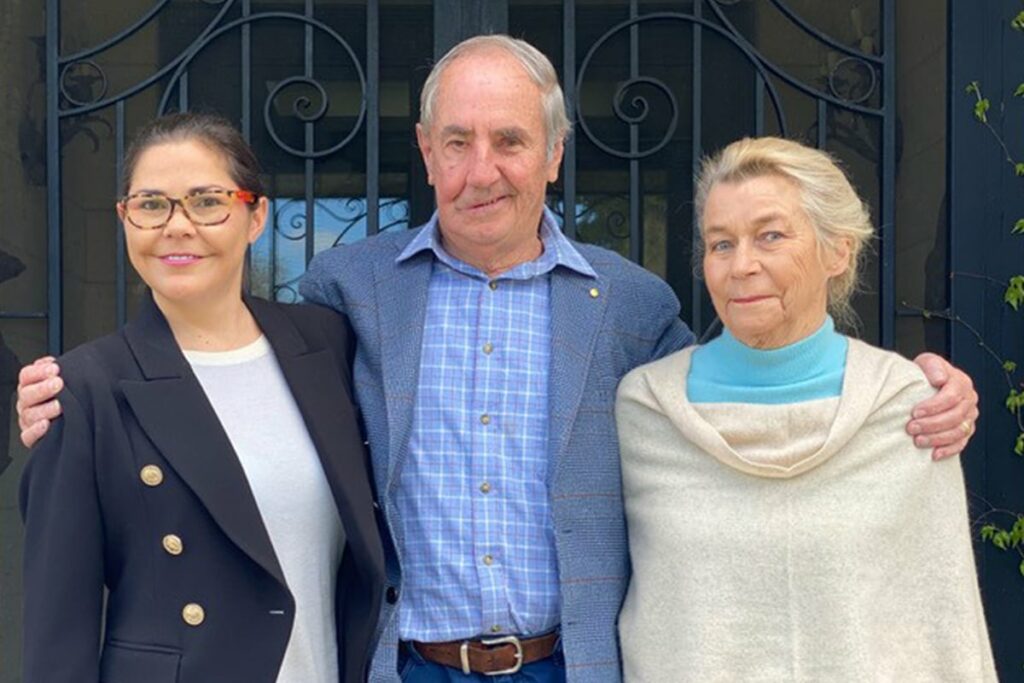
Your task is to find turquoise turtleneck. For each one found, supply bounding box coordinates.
[687,317,848,404]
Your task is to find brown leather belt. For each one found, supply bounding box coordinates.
[407,631,559,676]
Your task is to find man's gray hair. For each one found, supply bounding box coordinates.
[419,35,572,160]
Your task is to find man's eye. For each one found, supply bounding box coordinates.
[709,240,732,252]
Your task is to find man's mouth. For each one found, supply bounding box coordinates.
[467,195,508,211]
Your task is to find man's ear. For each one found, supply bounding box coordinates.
[415,123,434,186]
[545,138,564,183]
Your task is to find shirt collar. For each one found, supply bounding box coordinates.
[397,207,596,280]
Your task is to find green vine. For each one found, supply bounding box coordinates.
[959,8,1024,578]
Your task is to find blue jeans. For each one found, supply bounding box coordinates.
[399,641,566,683]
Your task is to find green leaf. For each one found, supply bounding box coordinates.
[1013,10,1024,30]
[1017,163,1024,177]
[1015,83,1024,98]
[1013,219,1024,235]
[965,81,981,95]
[1004,360,1018,373]
[981,524,997,540]
[974,98,990,123]
[1006,277,1024,311]
[994,531,1010,550]
[1016,433,1024,456]
[1019,559,1024,578]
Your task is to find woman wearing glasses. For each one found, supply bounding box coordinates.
[19,112,384,683]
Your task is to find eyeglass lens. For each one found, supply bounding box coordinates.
[125,192,235,228]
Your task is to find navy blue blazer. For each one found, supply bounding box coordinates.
[301,221,695,682]
[20,294,385,683]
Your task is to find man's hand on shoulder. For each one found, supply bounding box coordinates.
[907,352,979,461]
[16,357,64,448]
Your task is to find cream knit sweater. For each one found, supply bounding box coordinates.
[615,339,996,682]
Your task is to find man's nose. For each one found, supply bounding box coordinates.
[465,143,501,187]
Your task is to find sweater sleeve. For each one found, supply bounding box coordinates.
[19,385,105,683]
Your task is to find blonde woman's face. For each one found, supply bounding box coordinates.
[701,174,849,349]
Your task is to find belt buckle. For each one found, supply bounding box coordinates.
[459,635,524,676]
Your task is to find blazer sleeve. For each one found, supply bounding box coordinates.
[19,385,105,683]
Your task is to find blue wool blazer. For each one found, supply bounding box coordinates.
[301,224,694,682]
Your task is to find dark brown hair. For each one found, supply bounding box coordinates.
[120,112,264,197]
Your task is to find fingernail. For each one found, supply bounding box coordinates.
[48,378,61,391]
[46,365,58,376]
[912,409,924,419]
[908,423,921,435]
[915,436,929,447]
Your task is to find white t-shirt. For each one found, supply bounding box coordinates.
[185,336,344,683]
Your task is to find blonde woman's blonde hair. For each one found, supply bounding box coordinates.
[694,136,875,330]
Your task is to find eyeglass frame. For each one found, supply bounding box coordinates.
[117,188,261,230]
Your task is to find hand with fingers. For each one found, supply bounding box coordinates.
[908,352,980,460]
[17,357,64,448]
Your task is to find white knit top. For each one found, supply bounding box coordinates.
[615,339,996,682]
[185,336,344,683]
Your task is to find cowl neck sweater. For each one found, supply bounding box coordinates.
[687,317,847,404]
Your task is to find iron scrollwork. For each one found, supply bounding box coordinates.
[575,12,788,159]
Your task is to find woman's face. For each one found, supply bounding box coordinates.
[120,139,267,312]
[701,174,849,349]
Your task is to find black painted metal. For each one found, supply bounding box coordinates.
[38,0,894,352]
[45,0,60,355]
[570,2,893,338]
[561,0,577,240]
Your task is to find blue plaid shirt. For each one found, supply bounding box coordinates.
[394,209,596,641]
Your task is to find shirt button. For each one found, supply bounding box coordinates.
[589,287,600,298]
[482,342,493,354]
[480,482,492,494]
[482,554,494,566]
[480,414,491,425]
[490,624,502,633]
[488,281,498,291]
[162,534,184,556]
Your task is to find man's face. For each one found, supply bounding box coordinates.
[416,49,564,272]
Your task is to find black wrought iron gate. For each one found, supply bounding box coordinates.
[38,0,896,354]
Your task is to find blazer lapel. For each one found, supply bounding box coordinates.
[247,298,385,582]
[120,294,286,587]
[548,268,610,482]
[374,250,431,495]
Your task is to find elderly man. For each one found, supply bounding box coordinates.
[18,35,977,682]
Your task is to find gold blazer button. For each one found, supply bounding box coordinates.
[182,603,205,626]
[162,534,183,556]
[140,465,164,487]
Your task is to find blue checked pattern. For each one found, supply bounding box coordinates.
[394,210,595,641]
